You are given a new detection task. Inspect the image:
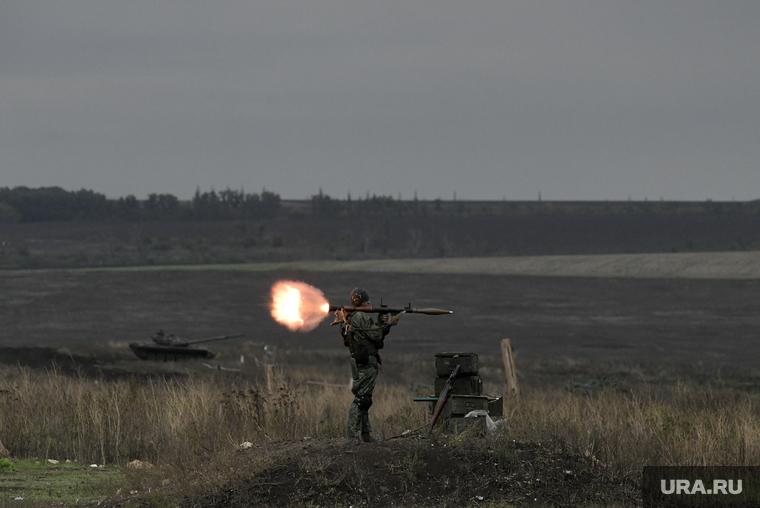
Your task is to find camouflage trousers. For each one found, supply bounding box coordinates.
[347,354,380,440]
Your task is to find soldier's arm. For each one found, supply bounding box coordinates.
[350,312,385,343]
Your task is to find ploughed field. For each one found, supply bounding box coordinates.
[1,259,759,370]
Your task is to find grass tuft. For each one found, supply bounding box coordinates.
[0,458,17,472]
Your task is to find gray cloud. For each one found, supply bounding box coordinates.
[1,0,758,200]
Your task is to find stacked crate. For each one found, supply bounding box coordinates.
[433,352,502,431]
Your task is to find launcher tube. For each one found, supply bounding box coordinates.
[328,305,452,315]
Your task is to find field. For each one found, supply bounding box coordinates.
[3,252,760,368]
[3,253,760,506]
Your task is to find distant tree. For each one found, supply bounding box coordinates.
[311,189,343,219]
[191,187,281,220]
[145,193,180,220]
[191,188,225,219]
[352,194,403,218]
[115,195,140,221]
[258,189,281,219]
[73,189,112,219]
[219,188,243,209]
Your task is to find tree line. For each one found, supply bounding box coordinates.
[1,185,758,224]
[0,187,281,223]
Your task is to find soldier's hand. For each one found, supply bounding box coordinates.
[376,312,389,326]
[335,308,348,323]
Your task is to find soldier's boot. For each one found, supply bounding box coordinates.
[359,410,380,442]
[346,402,363,440]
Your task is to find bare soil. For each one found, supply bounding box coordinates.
[167,436,636,508]
[2,266,759,369]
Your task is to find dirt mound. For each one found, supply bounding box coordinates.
[176,437,637,507]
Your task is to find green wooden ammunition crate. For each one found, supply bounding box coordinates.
[434,375,483,396]
[441,395,490,418]
[434,352,479,377]
[445,416,487,434]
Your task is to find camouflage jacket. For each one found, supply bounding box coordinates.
[347,311,385,356]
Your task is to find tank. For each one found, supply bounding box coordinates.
[129,330,244,361]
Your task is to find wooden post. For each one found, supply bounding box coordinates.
[265,364,276,393]
[501,339,520,397]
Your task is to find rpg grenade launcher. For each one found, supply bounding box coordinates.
[329,301,454,331]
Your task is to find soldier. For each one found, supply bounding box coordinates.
[337,287,391,443]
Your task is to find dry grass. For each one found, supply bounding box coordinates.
[503,385,760,481]
[2,355,760,505]
[0,363,430,468]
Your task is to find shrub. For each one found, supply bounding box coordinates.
[0,458,17,472]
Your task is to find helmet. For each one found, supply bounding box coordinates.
[350,287,369,306]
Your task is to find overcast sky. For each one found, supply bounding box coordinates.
[1,1,758,201]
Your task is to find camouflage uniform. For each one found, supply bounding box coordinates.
[343,310,386,441]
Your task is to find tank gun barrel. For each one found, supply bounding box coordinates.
[185,334,245,345]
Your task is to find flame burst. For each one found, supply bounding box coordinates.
[270,280,330,332]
